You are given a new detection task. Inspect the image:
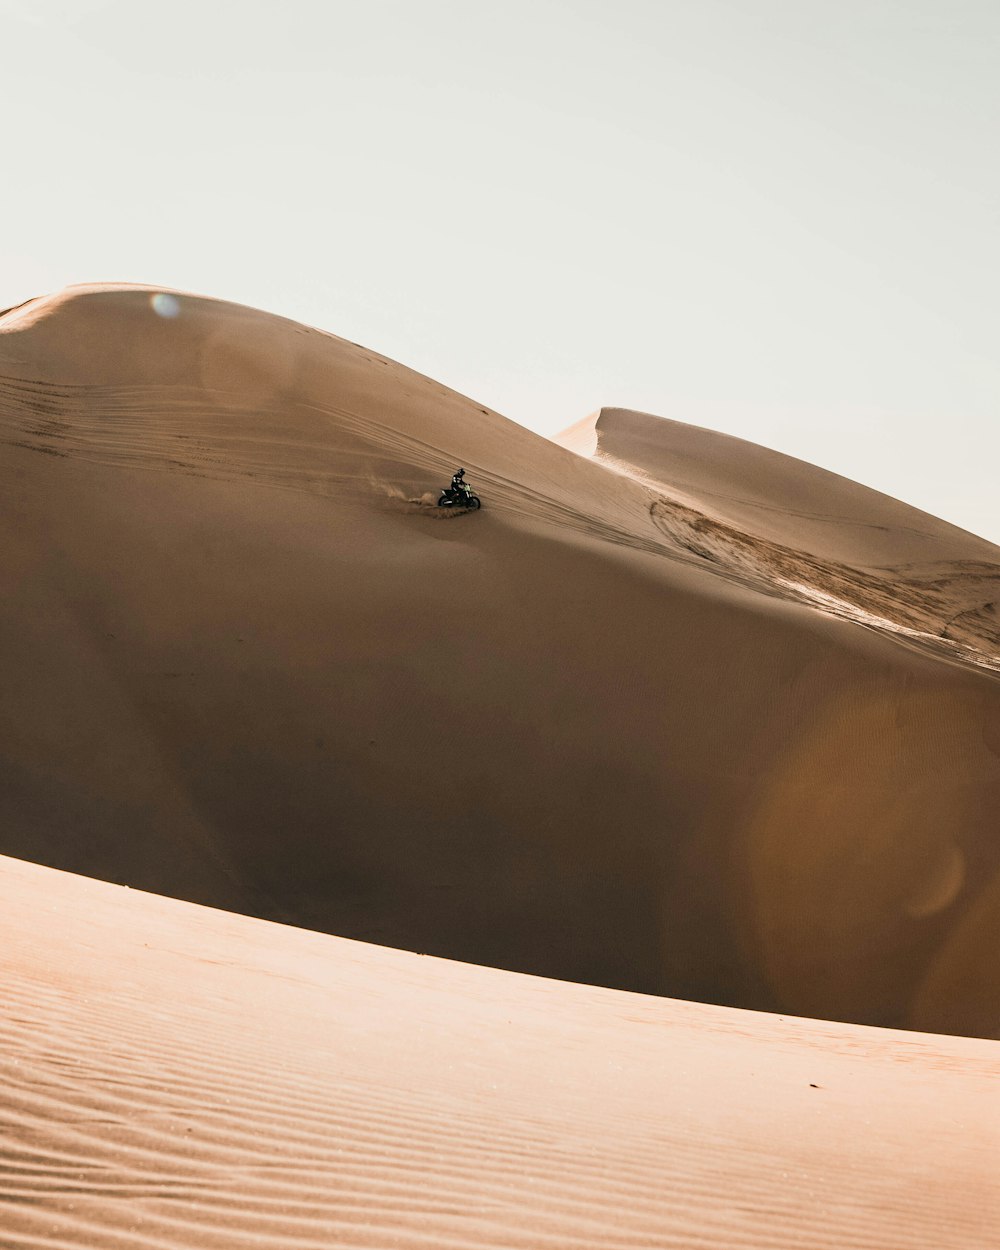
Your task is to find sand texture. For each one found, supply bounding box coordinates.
[3,285,1000,1044]
[2,853,998,1250]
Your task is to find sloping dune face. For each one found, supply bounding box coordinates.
[3,286,1000,1037]
[2,855,998,1250]
[566,407,1000,655]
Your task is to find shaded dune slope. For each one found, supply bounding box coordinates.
[3,286,1000,1037]
[2,855,998,1250]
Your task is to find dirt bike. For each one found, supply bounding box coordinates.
[437,486,481,510]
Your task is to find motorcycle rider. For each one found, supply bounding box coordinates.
[438,466,480,509]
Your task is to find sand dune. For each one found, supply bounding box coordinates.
[3,285,1000,1043]
[558,408,1000,659]
[559,406,1000,567]
[1,853,997,1250]
[4,284,1000,1248]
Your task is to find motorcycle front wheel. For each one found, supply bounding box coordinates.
[466,496,481,510]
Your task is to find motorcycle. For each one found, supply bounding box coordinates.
[437,486,481,510]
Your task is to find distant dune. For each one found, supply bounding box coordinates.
[2,284,1000,1045]
[558,407,1000,654]
[559,405,1000,564]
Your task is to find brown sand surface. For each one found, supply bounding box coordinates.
[2,853,998,1250]
[3,286,1000,1039]
[558,408,1000,656]
[558,406,1000,567]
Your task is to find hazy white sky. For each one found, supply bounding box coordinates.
[2,0,998,540]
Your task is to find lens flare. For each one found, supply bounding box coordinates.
[151,293,180,319]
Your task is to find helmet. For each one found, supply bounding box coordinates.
[456,468,465,474]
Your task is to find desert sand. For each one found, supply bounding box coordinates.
[2,284,999,1246]
[2,853,998,1250]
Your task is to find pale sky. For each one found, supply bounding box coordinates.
[2,0,998,542]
